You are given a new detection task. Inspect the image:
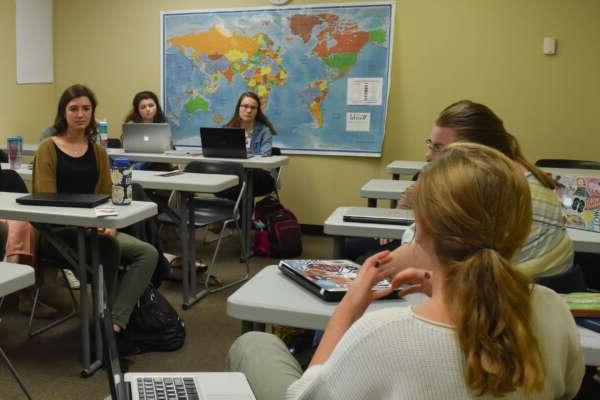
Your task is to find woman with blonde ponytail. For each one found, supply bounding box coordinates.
[228,143,584,400]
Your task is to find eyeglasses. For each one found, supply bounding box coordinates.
[425,139,444,153]
[239,104,258,111]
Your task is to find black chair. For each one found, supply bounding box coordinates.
[161,161,249,297]
[535,159,600,170]
[107,138,122,149]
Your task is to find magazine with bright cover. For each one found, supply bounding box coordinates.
[554,175,600,233]
[278,259,398,302]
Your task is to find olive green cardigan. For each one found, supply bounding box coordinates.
[32,137,112,194]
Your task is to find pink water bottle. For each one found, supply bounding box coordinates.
[7,136,22,169]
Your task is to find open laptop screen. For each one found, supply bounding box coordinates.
[200,127,247,159]
[122,123,173,153]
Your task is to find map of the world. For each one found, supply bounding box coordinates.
[162,3,393,156]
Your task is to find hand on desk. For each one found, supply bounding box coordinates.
[309,251,394,367]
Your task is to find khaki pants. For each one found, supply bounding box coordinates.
[38,228,157,329]
[228,332,303,400]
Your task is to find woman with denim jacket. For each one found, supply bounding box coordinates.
[220,92,277,198]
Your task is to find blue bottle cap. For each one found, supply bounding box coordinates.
[113,157,130,168]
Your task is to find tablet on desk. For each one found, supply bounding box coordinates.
[16,193,110,208]
[343,207,415,226]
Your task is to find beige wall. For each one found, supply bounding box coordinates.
[1,1,55,144]
[14,0,600,224]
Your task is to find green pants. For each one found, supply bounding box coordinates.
[227,332,303,400]
[39,228,157,329]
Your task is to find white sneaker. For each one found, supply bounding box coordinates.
[62,269,80,290]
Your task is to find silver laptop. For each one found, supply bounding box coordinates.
[98,266,255,400]
[122,123,172,153]
[343,207,415,226]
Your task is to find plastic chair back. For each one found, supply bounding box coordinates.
[184,160,244,181]
[107,138,122,149]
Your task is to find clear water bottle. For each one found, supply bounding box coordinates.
[111,157,132,205]
[7,135,23,170]
[98,118,108,147]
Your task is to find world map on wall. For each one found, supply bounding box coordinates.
[162,3,393,155]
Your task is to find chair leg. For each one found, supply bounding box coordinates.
[27,269,78,337]
[0,346,34,400]
[204,218,250,294]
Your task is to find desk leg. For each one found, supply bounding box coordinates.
[181,192,210,309]
[368,198,377,207]
[77,230,90,372]
[333,236,345,259]
[241,321,266,334]
[79,229,102,378]
[241,169,254,261]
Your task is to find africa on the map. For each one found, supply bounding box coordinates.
[162,2,393,156]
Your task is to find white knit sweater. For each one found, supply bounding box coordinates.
[286,285,584,400]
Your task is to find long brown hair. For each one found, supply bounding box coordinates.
[124,90,167,123]
[414,143,544,396]
[224,92,276,134]
[53,84,98,142]
[436,100,555,189]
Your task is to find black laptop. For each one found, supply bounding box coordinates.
[16,193,110,208]
[200,127,248,159]
[342,207,415,226]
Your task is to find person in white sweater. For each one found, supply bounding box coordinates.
[228,143,585,400]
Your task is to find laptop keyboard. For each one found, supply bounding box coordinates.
[137,377,200,400]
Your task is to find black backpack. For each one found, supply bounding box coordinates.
[117,285,185,355]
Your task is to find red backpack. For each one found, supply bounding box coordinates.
[254,196,303,258]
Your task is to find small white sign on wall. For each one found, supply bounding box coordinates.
[16,0,54,84]
[346,112,371,132]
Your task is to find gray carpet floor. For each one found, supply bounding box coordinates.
[0,228,332,400]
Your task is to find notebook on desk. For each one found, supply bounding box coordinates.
[98,267,255,400]
[554,175,600,233]
[343,207,415,226]
[16,193,109,208]
[278,259,399,302]
[200,127,248,159]
[122,123,173,153]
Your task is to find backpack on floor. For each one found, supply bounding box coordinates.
[254,196,303,258]
[117,285,185,356]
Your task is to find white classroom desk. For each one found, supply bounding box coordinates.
[324,206,600,255]
[227,265,427,332]
[324,206,410,258]
[386,160,426,179]
[360,179,412,207]
[106,149,290,260]
[0,262,35,399]
[134,170,239,308]
[227,266,600,366]
[386,160,600,179]
[0,192,157,377]
[2,164,240,309]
